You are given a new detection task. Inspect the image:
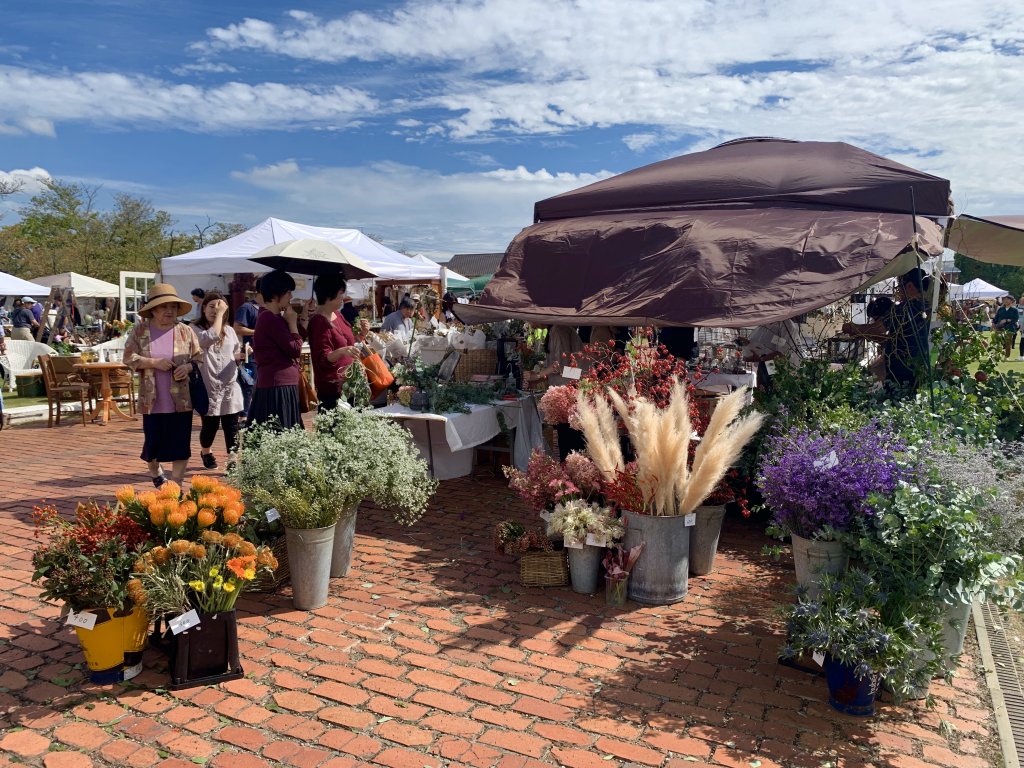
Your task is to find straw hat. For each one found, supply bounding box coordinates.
[139,283,192,318]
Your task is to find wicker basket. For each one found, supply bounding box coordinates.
[520,549,569,587]
[454,349,498,382]
[249,536,290,592]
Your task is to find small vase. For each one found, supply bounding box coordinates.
[285,524,337,610]
[689,504,726,576]
[330,505,360,578]
[790,533,849,599]
[567,544,603,594]
[605,577,628,606]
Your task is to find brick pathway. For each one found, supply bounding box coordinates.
[0,417,1002,767]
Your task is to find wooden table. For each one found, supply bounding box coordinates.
[74,361,136,424]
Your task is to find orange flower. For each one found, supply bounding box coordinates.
[149,507,166,527]
[169,540,191,556]
[151,546,170,565]
[201,530,224,545]
[256,550,279,570]
[237,541,257,557]
[222,508,241,526]
[226,555,257,579]
[197,508,217,528]
[224,502,245,519]
[189,543,207,559]
[197,494,217,510]
[191,475,216,493]
[137,491,157,508]
[221,532,243,550]
[167,511,188,528]
[178,500,198,518]
[158,481,181,500]
[115,485,136,505]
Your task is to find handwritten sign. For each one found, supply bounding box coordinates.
[66,609,98,631]
[585,533,608,547]
[561,366,582,380]
[564,537,585,550]
[169,609,201,635]
[684,513,697,527]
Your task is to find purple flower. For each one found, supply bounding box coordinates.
[756,422,909,539]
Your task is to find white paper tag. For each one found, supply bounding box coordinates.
[539,510,552,522]
[561,366,582,380]
[812,651,825,667]
[684,513,697,527]
[585,533,607,547]
[265,507,281,523]
[764,360,777,376]
[169,609,201,635]
[564,537,585,549]
[66,609,98,631]
[813,451,839,470]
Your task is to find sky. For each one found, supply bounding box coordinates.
[1,0,1023,260]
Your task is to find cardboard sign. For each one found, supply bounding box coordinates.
[265,507,281,523]
[66,609,98,631]
[812,651,825,667]
[564,537,585,550]
[585,533,608,547]
[169,609,201,635]
[561,366,582,380]
[684,513,697,527]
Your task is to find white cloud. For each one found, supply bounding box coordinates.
[230,160,612,254]
[169,61,239,76]
[0,65,378,135]
[0,166,52,195]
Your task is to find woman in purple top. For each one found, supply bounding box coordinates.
[248,270,308,430]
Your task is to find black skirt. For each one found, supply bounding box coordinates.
[248,385,303,431]
[140,411,194,463]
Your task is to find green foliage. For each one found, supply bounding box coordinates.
[391,358,498,414]
[954,252,1024,302]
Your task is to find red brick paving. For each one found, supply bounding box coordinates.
[0,417,1003,766]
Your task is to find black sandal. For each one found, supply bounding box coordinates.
[151,475,167,488]
[201,453,218,469]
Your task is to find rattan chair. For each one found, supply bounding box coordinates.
[40,355,91,427]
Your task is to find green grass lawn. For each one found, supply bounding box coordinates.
[1,391,49,408]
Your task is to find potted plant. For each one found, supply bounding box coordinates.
[781,568,942,715]
[603,543,645,606]
[31,501,151,683]
[228,424,354,609]
[129,531,277,689]
[756,421,910,597]
[577,380,762,604]
[504,449,603,528]
[314,406,438,577]
[856,481,1023,677]
[546,499,623,593]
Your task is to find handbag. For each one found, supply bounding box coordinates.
[237,362,255,387]
[298,370,317,413]
[188,362,209,416]
[361,352,395,400]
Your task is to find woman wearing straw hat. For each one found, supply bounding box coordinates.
[123,284,202,487]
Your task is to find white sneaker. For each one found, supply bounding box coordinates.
[1017,357,1024,362]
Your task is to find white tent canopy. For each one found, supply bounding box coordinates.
[956,277,1007,299]
[0,270,49,297]
[31,272,120,298]
[161,217,442,281]
[412,254,470,283]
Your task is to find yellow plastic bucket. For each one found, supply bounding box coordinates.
[73,607,151,672]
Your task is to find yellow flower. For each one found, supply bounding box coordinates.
[115,485,136,505]
[213,576,224,589]
[243,568,256,580]
[209,566,220,577]
[222,581,236,593]
[188,580,206,592]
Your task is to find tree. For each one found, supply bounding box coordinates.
[17,178,104,277]
[193,218,246,248]
[954,253,1024,300]
[104,194,179,276]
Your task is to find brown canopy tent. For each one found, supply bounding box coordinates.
[456,138,950,327]
[946,215,1024,267]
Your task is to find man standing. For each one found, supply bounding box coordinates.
[993,294,1019,360]
[381,297,416,344]
[188,288,206,323]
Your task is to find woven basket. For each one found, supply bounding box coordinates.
[249,536,290,592]
[520,549,569,587]
[454,349,498,382]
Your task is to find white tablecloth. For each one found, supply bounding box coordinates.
[375,395,545,480]
[692,371,757,393]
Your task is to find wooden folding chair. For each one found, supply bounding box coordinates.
[40,355,91,427]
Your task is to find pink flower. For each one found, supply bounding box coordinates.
[564,451,602,494]
[538,385,577,424]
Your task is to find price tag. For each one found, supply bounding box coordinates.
[764,360,776,376]
[585,533,608,547]
[564,537,584,550]
[813,450,839,471]
[561,366,582,380]
[169,609,201,636]
[684,513,697,527]
[265,508,281,523]
[66,609,98,631]
[812,651,825,667]
[539,510,552,522]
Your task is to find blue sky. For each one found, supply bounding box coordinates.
[2,0,1023,258]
